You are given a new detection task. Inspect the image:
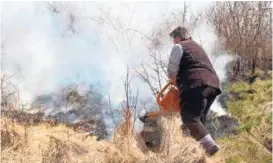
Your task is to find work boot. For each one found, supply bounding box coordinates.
[199,134,220,156]
[204,144,219,156]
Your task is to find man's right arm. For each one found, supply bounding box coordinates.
[167,44,183,85]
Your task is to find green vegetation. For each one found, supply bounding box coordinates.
[216,76,272,162]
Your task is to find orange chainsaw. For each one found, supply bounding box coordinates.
[139,82,181,122]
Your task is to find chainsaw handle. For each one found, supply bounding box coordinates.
[156,82,171,104]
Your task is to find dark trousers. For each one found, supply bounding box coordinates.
[180,86,219,140]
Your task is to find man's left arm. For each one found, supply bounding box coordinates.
[167,44,183,86]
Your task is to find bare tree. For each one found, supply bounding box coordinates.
[107,93,117,127]
[1,73,18,108]
[207,1,272,78]
[120,66,139,133]
[1,73,33,142]
[133,3,202,99]
[45,2,65,14]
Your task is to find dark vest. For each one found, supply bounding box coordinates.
[176,40,221,94]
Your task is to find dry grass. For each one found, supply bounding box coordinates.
[1,114,217,163]
[213,132,272,163]
[154,114,206,163]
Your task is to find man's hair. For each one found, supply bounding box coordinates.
[169,26,191,40]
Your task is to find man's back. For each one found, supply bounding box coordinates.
[177,40,221,92]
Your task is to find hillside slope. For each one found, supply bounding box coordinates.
[1,115,220,163]
[1,78,271,163]
[215,78,272,163]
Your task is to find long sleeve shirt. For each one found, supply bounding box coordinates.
[167,44,184,79]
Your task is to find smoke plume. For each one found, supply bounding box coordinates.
[2,2,232,133]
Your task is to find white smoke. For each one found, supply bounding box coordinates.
[2,2,232,133]
[192,22,233,116]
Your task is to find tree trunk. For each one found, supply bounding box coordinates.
[251,49,258,75]
[232,59,241,80]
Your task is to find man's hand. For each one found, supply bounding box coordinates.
[169,77,177,87]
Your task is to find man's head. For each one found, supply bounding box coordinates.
[169,26,191,44]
